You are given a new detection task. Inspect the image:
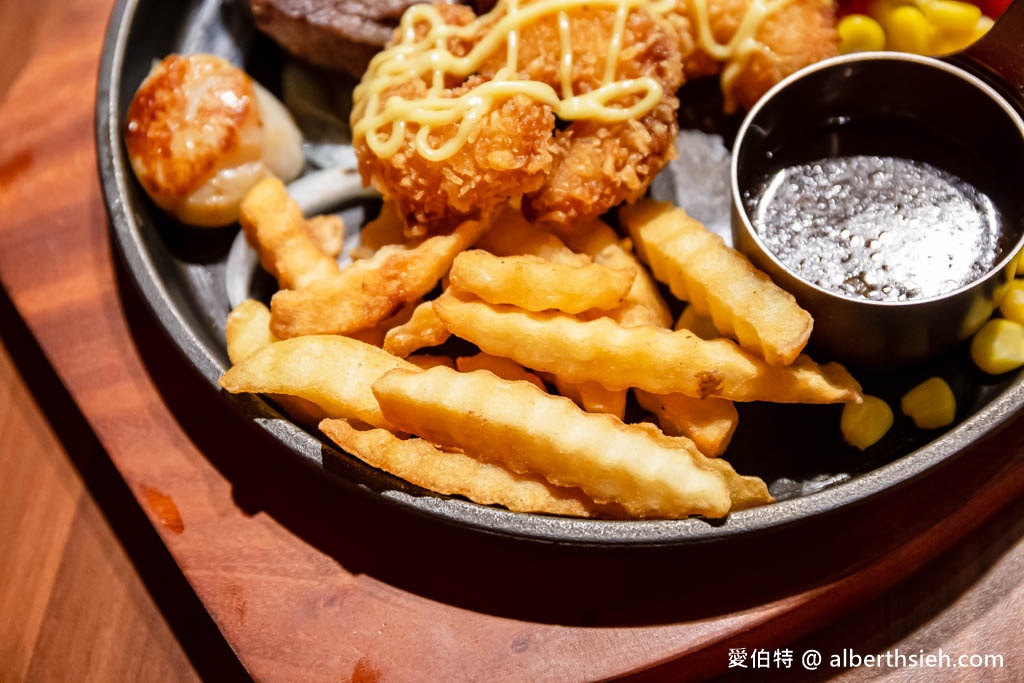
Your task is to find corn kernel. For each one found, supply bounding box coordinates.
[928,32,978,55]
[885,5,933,54]
[972,14,994,39]
[901,377,956,429]
[970,318,1024,375]
[998,279,1024,325]
[841,395,894,450]
[838,14,887,53]
[920,0,982,33]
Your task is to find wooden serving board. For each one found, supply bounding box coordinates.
[2,1,1024,680]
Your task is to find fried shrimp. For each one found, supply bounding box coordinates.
[480,2,684,226]
[665,0,838,112]
[352,0,682,235]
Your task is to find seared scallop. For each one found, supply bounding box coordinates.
[125,53,304,227]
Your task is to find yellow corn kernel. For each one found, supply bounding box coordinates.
[841,395,894,450]
[929,14,992,54]
[920,0,982,33]
[998,279,1024,325]
[901,377,956,429]
[970,318,1024,375]
[838,15,887,53]
[971,15,995,41]
[885,5,933,53]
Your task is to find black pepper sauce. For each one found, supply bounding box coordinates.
[745,155,1003,301]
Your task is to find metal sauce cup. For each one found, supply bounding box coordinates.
[731,0,1024,368]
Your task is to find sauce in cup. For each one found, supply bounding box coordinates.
[730,4,1024,367]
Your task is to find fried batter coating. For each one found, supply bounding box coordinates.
[353,3,556,236]
[355,85,555,236]
[479,4,684,227]
[353,0,681,235]
[666,0,838,111]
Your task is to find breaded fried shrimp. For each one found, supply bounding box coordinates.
[665,0,838,111]
[486,2,684,227]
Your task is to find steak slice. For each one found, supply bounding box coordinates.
[248,0,429,78]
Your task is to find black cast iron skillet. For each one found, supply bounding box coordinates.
[96,0,1024,546]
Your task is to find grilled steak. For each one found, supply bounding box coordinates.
[248,0,428,78]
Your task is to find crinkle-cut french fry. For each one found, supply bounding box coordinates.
[360,200,408,251]
[433,292,862,403]
[345,299,420,348]
[675,305,721,340]
[406,354,455,370]
[270,214,491,338]
[621,199,813,366]
[305,214,345,258]
[226,299,278,364]
[577,382,627,420]
[704,459,774,511]
[449,250,635,314]
[475,208,589,265]
[372,366,751,518]
[223,299,328,427]
[218,334,417,429]
[240,177,340,289]
[319,419,622,517]
[456,352,546,390]
[627,421,772,510]
[563,218,673,328]
[634,389,738,457]
[383,300,451,357]
[546,374,627,420]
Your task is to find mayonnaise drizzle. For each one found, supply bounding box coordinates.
[691,0,796,110]
[352,0,788,160]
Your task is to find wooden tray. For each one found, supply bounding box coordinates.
[2,0,1024,680]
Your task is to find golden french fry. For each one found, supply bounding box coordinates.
[576,382,627,420]
[223,299,328,427]
[702,456,774,511]
[621,199,813,366]
[360,200,408,251]
[563,218,673,328]
[456,352,546,390]
[226,299,278,364]
[545,374,627,420]
[474,213,642,409]
[270,214,491,338]
[634,389,738,457]
[320,419,621,517]
[406,354,456,370]
[240,177,340,289]
[625,420,771,510]
[383,300,451,357]
[305,214,345,258]
[372,366,765,518]
[433,292,861,403]
[342,299,418,347]
[218,334,417,429]
[449,250,635,314]
[675,305,721,340]
[475,208,589,265]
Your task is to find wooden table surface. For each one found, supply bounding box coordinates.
[1,1,1023,681]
